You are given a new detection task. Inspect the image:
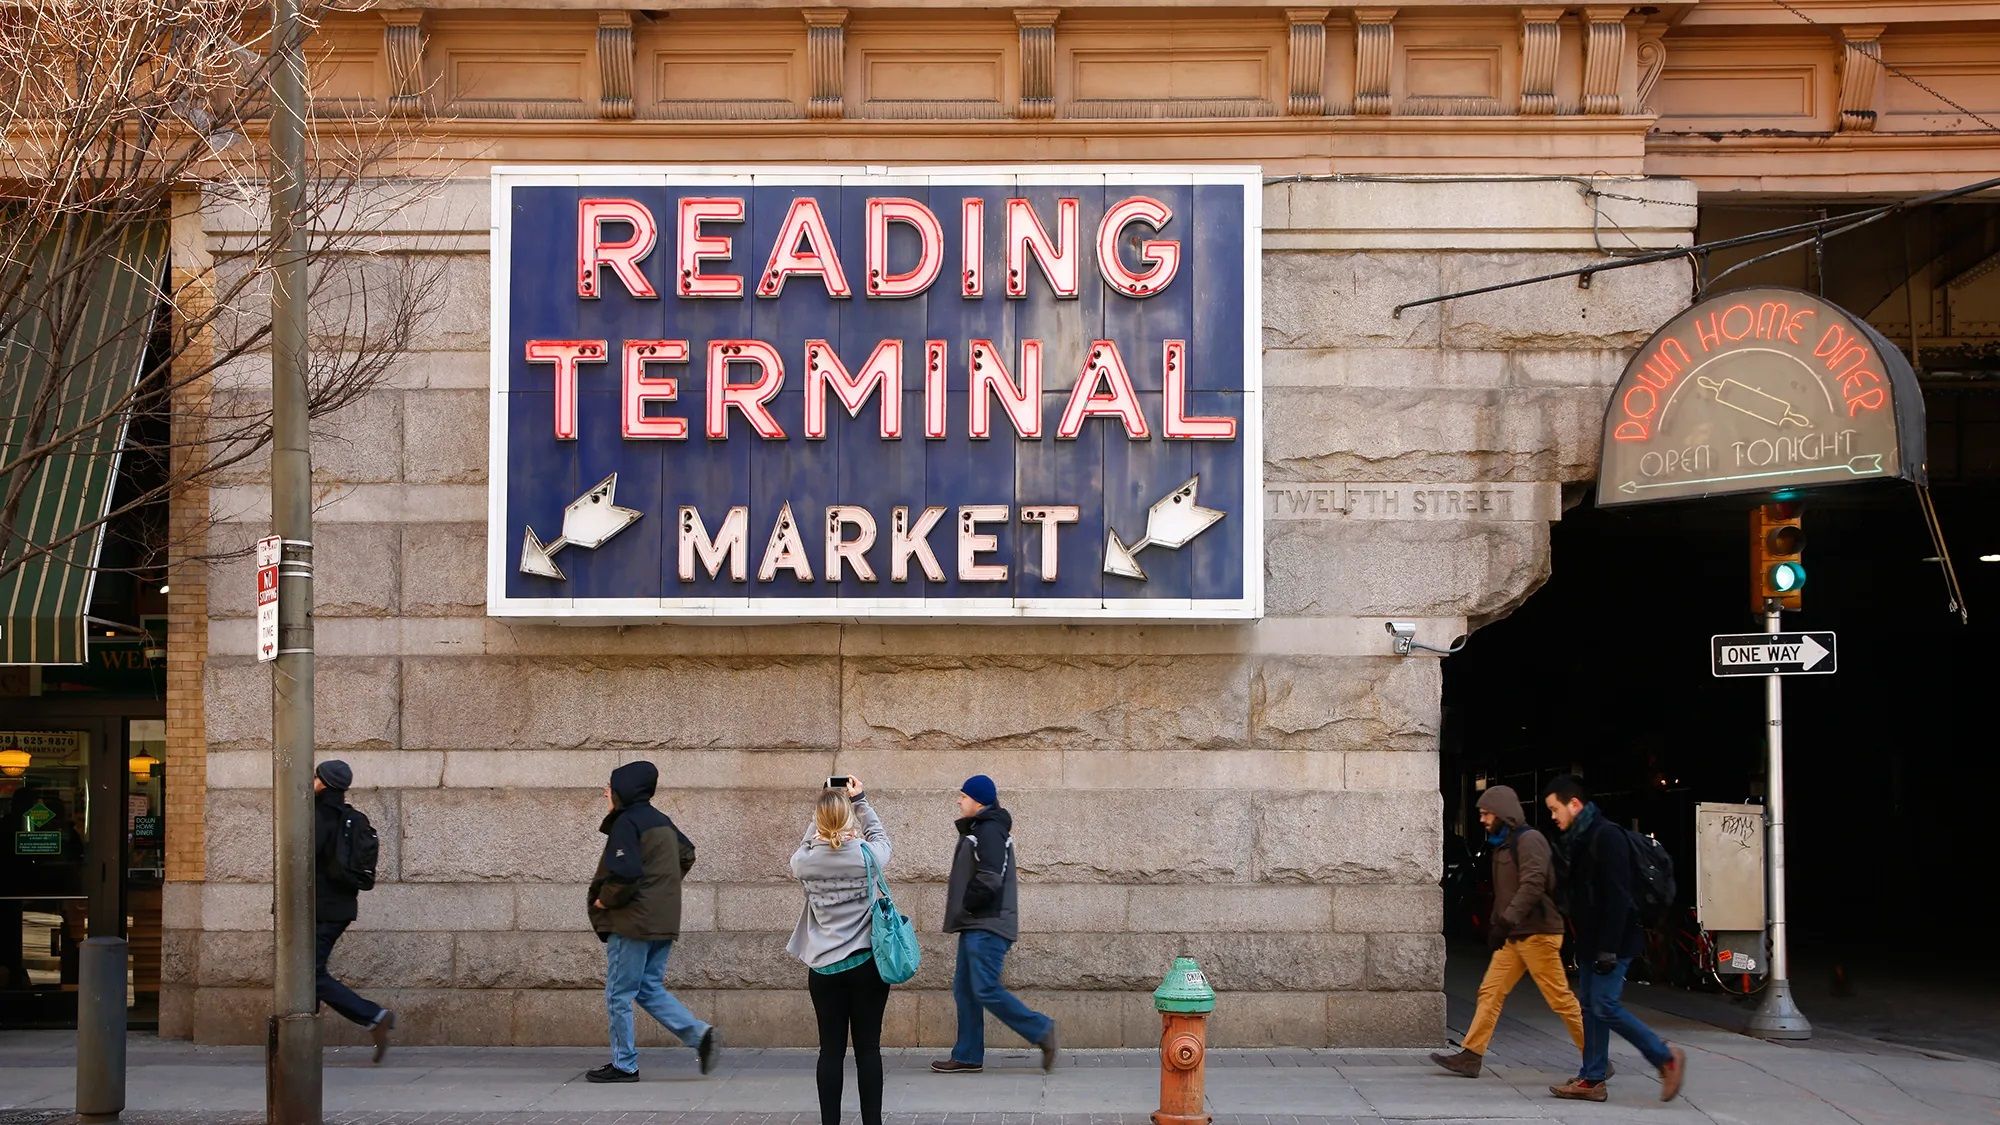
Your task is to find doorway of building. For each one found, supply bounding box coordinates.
[1437,460,1999,1050]
[0,709,165,1029]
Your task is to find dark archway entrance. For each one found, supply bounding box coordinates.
[1438,388,2000,1052]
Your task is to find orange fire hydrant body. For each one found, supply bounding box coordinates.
[1152,957,1216,1125]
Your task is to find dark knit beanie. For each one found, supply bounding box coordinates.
[315,760,353,791]
[960,774,998,808]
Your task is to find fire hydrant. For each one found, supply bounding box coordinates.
[1152,957,1216,1125]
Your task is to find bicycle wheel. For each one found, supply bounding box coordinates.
[1667,912,1704,991]
[1635,926,1672,984]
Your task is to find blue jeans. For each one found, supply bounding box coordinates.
[950,930,1053,1065]
[605,935,709,1072]
[1576,956,1672,1081]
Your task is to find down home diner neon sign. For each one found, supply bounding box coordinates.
[487,167,1263,620]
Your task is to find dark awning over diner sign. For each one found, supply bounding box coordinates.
[1597,286,1926,507]
[0,218,168,663]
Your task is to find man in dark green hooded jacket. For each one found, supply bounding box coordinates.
[585,761,719,1083]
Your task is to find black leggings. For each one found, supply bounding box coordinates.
[807,956,891,1125]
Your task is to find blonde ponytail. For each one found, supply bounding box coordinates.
[814,789,856,849]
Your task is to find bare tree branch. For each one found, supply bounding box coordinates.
[1,0,453,587]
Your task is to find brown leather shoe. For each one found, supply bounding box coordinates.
[370,1010,395,1065]
[1428,1048,1483,1078]
[1658,1045,1687,1102]
[930,1059,983,1074]
[1039,1023,1060,1073]
[1550,1077,1608,1102]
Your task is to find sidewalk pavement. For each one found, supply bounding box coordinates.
[4,950,1997,1125]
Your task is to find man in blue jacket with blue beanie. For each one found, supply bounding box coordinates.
[931,774,1058,1074]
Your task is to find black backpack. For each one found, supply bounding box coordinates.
[329,806,379,892]
[1622,826,1676,926]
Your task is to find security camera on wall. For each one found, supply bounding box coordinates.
[1385,620,1467,657]
[1385,621,1418,655]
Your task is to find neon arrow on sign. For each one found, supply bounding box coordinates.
[1617,454,1883,496]
[1104,476,1226,581]
[520,473,642,581]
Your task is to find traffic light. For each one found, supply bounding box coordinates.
[1750,501,1805,612]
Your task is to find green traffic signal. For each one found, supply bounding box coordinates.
[1751,501,1806,611]
[1769,561,1806,593]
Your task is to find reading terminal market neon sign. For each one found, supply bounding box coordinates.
[488,168,1263,620]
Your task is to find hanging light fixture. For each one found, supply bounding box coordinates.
[128,751,160,778]
[0,746,30,778]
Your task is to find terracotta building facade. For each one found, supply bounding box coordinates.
[148,0,2000,1048]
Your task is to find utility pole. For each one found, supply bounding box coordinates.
[266,0,322,1116]
[1747,600,1811,1040]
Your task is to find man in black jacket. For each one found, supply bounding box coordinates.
[585,761,719,1083]
[930,775,1057,1075]
[312,760,393,1062]
[1543,775,1686,1104]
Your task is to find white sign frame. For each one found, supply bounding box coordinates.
[485,164,1265,623]
[255,535,280,662]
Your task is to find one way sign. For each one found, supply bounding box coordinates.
[1711,631,1838,677]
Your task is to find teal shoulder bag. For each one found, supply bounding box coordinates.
[860,843,921,985]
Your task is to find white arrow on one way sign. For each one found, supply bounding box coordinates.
[1724,636,1832,670]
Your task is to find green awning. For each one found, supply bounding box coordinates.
[1,217,169,665]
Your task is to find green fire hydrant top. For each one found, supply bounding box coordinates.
[1154,956,1217,1014]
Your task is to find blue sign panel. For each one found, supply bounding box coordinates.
[488,167,1262,620]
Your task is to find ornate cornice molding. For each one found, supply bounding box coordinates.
[804,8,848,120]
[1520,7,1563,116]
[1354,8,1396,116]
[1839,23,1886,131]
[1016,9,1060,120]
[598,11,635,120]
[1581,7,1629,115]
[383,11,427,118]
[1287,9,1331,116]
[1635,19,1668,114]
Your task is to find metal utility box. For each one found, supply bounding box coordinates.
[1695,802,1767,932]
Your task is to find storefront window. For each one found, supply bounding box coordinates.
[0,729,92,1025]
[126,718,165,1019]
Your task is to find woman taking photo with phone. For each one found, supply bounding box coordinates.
[788,777,892,1125]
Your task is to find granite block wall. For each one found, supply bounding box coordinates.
[161,174,1696,1047]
